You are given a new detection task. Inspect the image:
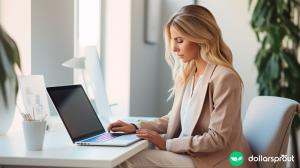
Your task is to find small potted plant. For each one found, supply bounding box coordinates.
[0,25,21,135]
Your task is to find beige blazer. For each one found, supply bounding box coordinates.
[138,63,258,168]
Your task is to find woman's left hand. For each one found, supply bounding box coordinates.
[136,129,166,150]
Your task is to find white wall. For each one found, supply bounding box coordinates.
[200,0,260,116]
[0,0,31,75]
[0,0,31,133]
[129,0,194,117]
[129,0,160,117]
[31,0,74,87]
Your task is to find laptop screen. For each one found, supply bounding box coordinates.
[47,85,105,142]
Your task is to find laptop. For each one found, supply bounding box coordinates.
[46,85,140,146]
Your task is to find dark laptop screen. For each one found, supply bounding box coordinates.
[47,85,105,142]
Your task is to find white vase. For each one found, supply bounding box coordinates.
[0,78,17,135]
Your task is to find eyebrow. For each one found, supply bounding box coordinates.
[173,37,183,40]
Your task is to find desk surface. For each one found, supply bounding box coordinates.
[0,127,149,168]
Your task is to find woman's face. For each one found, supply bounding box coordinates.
[170,26,199,63]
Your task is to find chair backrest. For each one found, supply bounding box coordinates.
[243,96,300,168]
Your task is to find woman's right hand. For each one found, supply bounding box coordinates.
[107,120,137,133]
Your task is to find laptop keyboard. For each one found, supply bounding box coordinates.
[82,133,123,142]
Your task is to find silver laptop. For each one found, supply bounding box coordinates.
[46,85,140,146]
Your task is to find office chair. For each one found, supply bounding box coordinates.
[243,96,300,168]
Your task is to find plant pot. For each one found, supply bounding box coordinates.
[0,78,17,135]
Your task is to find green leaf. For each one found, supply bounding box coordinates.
[251,0,268,29]
[250,0,300,117]
[0,25,20,109]
[0,27,21,69]
[255,46,271,72]
[268,53,280,80]
[280,50,300,78]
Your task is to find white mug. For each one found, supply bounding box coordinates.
[22,120,46,151]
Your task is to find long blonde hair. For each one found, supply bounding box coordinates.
[164,5,242,97]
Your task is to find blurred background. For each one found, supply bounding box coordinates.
[1,0,300,165]
[0,0,260,117]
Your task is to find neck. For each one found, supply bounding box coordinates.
[195,57,207,76]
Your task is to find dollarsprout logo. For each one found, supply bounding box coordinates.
[229,151,244,167]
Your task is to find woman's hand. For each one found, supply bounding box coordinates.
[136,129,166,150]
[107,120,136,133]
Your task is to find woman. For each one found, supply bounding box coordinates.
[108,5,257,168]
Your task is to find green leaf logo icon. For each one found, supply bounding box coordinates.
[229,151,244,167]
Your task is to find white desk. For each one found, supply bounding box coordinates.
[0,127,149,168]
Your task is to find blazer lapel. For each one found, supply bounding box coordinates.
[165,63,217,139]
[187,63,216,135]
[165,82,186,139]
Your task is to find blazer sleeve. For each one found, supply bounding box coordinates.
[135,113,170,134]
[166,71,242,153]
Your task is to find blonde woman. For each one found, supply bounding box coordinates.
[109,5,257,168]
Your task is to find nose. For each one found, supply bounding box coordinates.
[172,44,179,53]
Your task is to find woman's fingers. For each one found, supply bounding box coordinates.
[107,124,113,132]
[136,129,157,140]
[137,129,156,135]
[137,133,151,139]
[136,129,165,149]
[118,120,128,125]
[137,132,151,137]
[112,120,125,127]
[107,120,126,132]
[111,126,126,132]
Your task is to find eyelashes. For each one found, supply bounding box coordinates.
[174,37,183,43]
[176,39,183,43]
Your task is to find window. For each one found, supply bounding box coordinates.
[77,0,100,50]
[75,0,101,96]
[75,0,113,119]
[76,0,131,117]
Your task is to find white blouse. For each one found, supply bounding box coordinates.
[179,73,203,137]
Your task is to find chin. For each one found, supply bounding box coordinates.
[181,59,192,63]
[182,60,188,63]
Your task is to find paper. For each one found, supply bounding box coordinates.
[18,75,49,120]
